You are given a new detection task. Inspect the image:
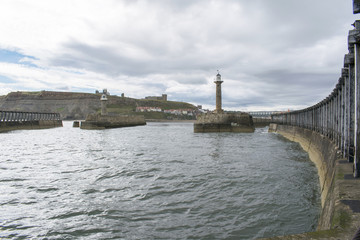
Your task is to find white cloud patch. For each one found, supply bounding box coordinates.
[0,0,357,111]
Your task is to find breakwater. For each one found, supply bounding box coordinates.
[80,113,146,129]
[265,124,360,239]
[0,110,62,132]
[194,112,255,133]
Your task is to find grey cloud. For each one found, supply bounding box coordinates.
[52,40,232,80]
[43,0,354,110]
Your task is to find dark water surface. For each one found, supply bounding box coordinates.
[0,122,320,239]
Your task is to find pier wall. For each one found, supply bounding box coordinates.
[194,112,254,133]
[80,113,146,129]
[0,110,62,132]
[252,118,271,127]
[0,120,63,132]
[264,124,360,239]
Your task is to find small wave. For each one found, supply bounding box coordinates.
[0,178,26,182]
[46,227,110,238]
[50,209,104,220]
[0,199,19,206]
[82,188,99,194]
[139,188,187,201]
[101,187,129,193]
[36,187,59,193]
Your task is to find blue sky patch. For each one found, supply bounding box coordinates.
[0,49,38,68]
[0,75,15,83]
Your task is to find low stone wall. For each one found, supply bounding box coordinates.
[0,120,63,133]
[253,118,271,127]
[80,114,146,129]
[261,124,360,240]
[194,112,255,133]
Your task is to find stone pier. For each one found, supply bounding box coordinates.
[194,72,254,133]
[80,89,146,129]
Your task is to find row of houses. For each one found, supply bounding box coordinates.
[136,107,162,112]
[135,107,196,116]
[164,109,195,116]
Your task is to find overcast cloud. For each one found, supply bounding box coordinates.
[0,0,357,111]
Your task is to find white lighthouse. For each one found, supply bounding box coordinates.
[100,92,108,116]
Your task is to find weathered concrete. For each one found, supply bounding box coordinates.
[194,112,254,133]
[80,113,146,129]
[0,120,63,133]
[253,118,272,127]
[261,124,360,240]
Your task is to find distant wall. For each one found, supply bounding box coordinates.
[0,120,63,133]
[194,113,254,133]
[252,118,271,127]
[80,114,146,129]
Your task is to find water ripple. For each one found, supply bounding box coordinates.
[0,122,321,239]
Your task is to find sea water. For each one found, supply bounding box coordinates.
[0,122,320,239]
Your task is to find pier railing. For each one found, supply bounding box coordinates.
[0,110,61,122]
[271,18,360,177]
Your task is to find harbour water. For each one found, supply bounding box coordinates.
[0,122,320,239]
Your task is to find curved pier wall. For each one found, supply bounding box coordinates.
[266,124,360,240]
[269,124,338,229]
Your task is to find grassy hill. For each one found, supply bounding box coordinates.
[0,91,199,120]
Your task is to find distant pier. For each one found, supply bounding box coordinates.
[194,72,254,133]
[0,110,62,132]
[80,90,146,129]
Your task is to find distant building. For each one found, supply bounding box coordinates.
[136,107,162,112]
[95,89,110,95]
[102,89,110,95]
[145,94,167,101]
[164,109,195,116]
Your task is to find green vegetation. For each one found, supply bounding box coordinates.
[107,105,135,114]
[331,209,351,229]
[335,172,344,181]
[307,229,341,238]
[137,99,196,110]
[104,98,198,120]
[1,91,199,120]
[19,91,41,95]
[133,112,168,119]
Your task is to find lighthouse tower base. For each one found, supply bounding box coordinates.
[194,112,254,133]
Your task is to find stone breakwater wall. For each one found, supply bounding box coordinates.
[262,124,360,240]
[80,114,146,129]
[0,110,62,132]
[0,120,63,133]
[194,113,254,133]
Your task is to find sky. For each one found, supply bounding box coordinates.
[0,0,358,111]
